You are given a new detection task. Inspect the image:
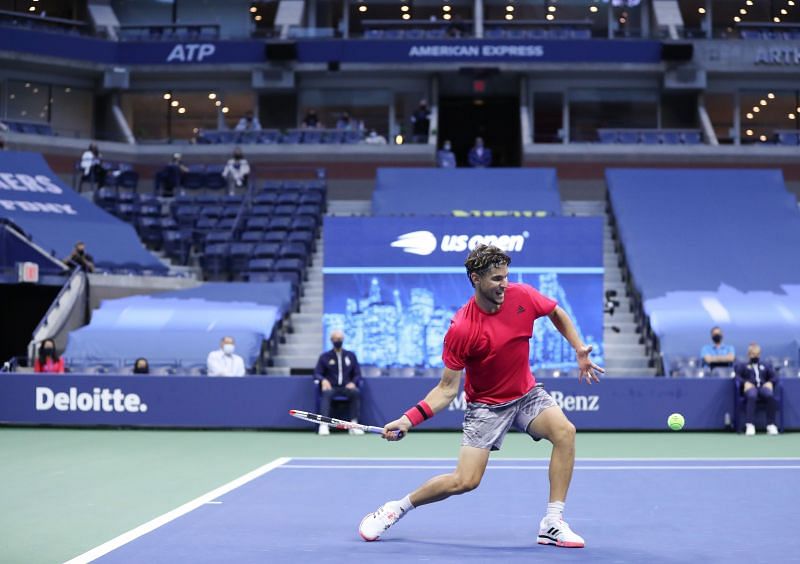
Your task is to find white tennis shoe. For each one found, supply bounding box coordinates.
[766,424,779,436]
[358,501,406,541]
[537,516,585,548]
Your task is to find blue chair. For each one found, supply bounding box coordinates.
[302,130,322,144]
[618,131,640,144]
[290,216,317,233]
[274,204,298,217]
[279,242,309,264]
[641,131,661,145]
[277,191,301,205]
[205,165,227,191]
[253,192,279,206]
[247,258,275,272]
[287,230,315,253]
[263,230,287,244]
[598,130,617,144]
[253,242,281,259]
[246,217,271,231]
[681,131,702,145]
[229,242,255,279]
[251,205,274,217]
[201,243,230,280]
[240,230,264,243]
[163,230,192,264]
[661,131,682,144]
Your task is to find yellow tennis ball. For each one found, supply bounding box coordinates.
[668,413,685,431]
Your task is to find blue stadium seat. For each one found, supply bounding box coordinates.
[253,192,279,205]
[114,203,139,222]
[247,258,275,272]
[253,242,281,259]
[160,217,178,231]
[279,242,309,264]
[681,131,702,145]
[269,217,292,231]
[598,130,617,144]
[661,131,682,144]
[229,242,255,279]
[364,29,385,39]
[93,187,118,212]
[406,29,425,39]
[138,203,161,217]
[273,204,298,217]
[277,191,301,205]
[221,205,241,218]
[263,230,287,244]
[200,205,224,219]
[217,217,238,231]
[201,243,229,279]
[274,257,305,277]
[250,205,274,217]
[618,131,640,144]
[424,28,446,39]
[777,132,799,146]
[296,204,322,224]
[485,29,505,39]
[163,230,192,264]
[204,165,227,191]
[641,131,661,145]
[194,217,218,231]
[302,130,322,144]
[245,217,271,231]
[240,230,264,243]
[257,130,280,144]
[287,230,315,253]
[342,130,363,144]
[290,216,317,233]
[136,217,163,248]
[205,231,233,246]
[299,191,324,206]
[322,130,343,144]
[180,166,206,192]
[281,130,303,144]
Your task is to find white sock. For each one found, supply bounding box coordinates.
[546,501,565,520]
[397,495,415,513]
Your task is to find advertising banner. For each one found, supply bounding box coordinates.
[323,217,603,370]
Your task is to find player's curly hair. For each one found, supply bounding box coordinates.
[464,244,511,287]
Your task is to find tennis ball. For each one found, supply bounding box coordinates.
[667,413,685,431]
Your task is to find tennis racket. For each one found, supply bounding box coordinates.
[289,409,404,438]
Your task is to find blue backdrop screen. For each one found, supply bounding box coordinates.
[323,217,603,370]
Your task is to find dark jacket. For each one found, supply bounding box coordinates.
[468,147,492,168]
[314,348,362,387]
[735,360,777,388]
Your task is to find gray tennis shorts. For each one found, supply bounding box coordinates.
[462,384,558,451]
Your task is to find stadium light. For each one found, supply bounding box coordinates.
[745,129,753,135]
[358,5,367,12]
[789,114,796,120]
[64,88,71,93]
[768,93,775,99]
[443,13,452,19]
[443,5,451,12]
[171,100,179,107]
[759,135,767,142]
[222,107,230,113]
[401,5,409,11]
[209,93,217,100]
[781,9,788,15]
[546,13,555,20]
[753,106,760,112]
[402,13,411,19]
[745,0,753,4]
[739,9,747,15]
[506,5,514,11]
[590,6,599,12]
[698,7,706,14]
[789,1,796,6]
[255,14,262,21]
[163,92,171,100]
[733,16,741,22]
[249,6,257,13]
[773,16,781,22]
[215,100,222,107]
[548,5,556,12]
[178,107,186,114]
[746,113,753,119]
[395,134,404,144]
[28,6,35,11]
[760,99,767,105]
[505,13,513,19]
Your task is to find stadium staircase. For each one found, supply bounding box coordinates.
[562,200,657,377]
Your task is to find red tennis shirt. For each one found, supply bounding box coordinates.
[442,282,557,405]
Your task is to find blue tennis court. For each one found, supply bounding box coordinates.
[79,458,800,563]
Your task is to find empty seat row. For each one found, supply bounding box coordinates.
[364,28,450,39]
[740,28,800,40]
[485,27,591,40]
[1,120,54,135]
[598,129,702,145]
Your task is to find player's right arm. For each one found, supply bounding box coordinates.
[382,367,462,441]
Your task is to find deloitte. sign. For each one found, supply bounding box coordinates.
[35,386,148,413]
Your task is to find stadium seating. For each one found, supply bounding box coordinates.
[607,168,800,370]
[597,129,703,145]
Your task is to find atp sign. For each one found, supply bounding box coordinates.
[166,43,217,63]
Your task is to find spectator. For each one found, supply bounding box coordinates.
[34,339,65,373]
[207,336,246,377]
[437,140,457,168]
[79,143,105,189]
[467,137,492,168]
[132,358,150,374]
[302,108,321,129]
[364,129,387,145]
[64,241,95,273]
[336,111,363,131]
[700,326,735,369]
[410,99,430,143]
[313,330,363,436]
[222,147,250,195]
[155,152,188,197]
[235,110,262,132]
[736,343,779,436]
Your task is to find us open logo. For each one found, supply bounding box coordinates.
[391,230,529,256]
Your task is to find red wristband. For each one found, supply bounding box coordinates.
[403,400,434,427]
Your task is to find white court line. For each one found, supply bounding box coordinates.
[289,456,800,462]
[281,464,800,471]
[63,457,292,564]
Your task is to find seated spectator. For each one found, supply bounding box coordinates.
[302,108,321,129]
[132,358,150,374]
[64,241,95,273]
[313,330,363,436]
[222,147,250,195]
[700,326,735,369]
[34,339,65,373]
[80,143,105,189]
[437,140,457,168]
[336,111,362,131]
[735,343,779,436]
[207,336,246,377]
[155,153,188,197]
[364,129,387,145]
[235,110,262,132]
[468,137,492,168]
[410,99,430,143]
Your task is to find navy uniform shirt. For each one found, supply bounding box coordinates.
[314,348,362,387]
[736,360,776,388]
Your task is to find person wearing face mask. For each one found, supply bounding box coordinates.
[436,140,457,168]
[735,343,779,436]
[132,358,150,375]
[221,146,250,195]
[313,330,363,436]
[64,241,95,273]
[700,326,735,369]
[207,336,246,377]
[34,339,65,373]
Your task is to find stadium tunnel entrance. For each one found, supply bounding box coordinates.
[438,92,522,168]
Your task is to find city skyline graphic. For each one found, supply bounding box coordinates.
[323,272,603,370]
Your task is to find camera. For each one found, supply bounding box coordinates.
[604,290,621,333]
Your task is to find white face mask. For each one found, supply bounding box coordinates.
[222,344,235,355]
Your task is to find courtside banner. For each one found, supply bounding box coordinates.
[2,375,796,430]
[323,216,603,370]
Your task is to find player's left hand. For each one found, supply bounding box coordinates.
[345,382,357,390]
[576,345,603,384]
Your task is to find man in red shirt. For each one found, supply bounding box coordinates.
[359,244,603,547]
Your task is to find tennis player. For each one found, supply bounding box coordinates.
[359,244,603,548]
